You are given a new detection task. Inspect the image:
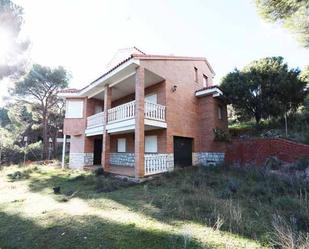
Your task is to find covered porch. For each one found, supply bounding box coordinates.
[87,130,173,177]
[83,60,167,137]
[80,61,170,178]
[105,154,173,177]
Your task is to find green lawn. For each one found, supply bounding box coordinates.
[0,164,308,249]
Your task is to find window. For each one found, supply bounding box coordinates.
[117,138,126,152]
[203,74,208,87]
[218,106,223,120]
[194,67,198,82]
[145,135,158,153]
[65,100,83,118]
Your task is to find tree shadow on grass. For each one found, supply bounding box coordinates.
[0,211,209,249]
[21,166,267,246]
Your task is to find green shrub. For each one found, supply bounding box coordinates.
[213,128,231,142]
[7,168,34,181]
[227,178,241,193]
[274,196,300,212]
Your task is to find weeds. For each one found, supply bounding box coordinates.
[270,214,309,249]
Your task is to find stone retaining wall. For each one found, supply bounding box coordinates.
[69,153,94,169]
[109,153,135,167]
[193,152,225,166]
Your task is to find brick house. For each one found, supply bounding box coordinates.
[59,48,228,178]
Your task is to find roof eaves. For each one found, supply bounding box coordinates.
[195,85,223,94]
[133,54,215,75]
[79,54,135,92]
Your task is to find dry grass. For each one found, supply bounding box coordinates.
[0,164,263,249]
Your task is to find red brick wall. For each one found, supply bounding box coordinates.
[110,129,166,153]
[111,81,166,107]
[63,97,104,136]
[63,98,87,136]
[225,138,309,165]
[197,96,228,152]
[140,59,227,154]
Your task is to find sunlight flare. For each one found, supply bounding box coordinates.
[0,28,12,63]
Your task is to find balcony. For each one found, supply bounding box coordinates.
[85,112,105,136]
[85,101,167,136]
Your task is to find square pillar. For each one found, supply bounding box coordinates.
[102,85,112,171]
[135,67,145,178]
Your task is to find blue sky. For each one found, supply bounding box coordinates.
[0,0,308,106]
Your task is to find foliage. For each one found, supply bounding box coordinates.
[0,107,10,127]
[221,57,307,124]
[0,0,29,79]
[265,156,282,170]
[300,65,309,86]
[228,109,309,145]
[95,176,136,193]
[213,127,231,142]
[13,64,69,159]
[270,214,309,249]
[255,0,309,48]
[289,156,309,171]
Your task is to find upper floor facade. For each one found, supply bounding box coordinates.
[59,47,224,143]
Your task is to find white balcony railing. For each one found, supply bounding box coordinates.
[145,154,171,175]
[87,112,104,128]
[108,100,136,123]
[144,102,166,121]
[107,100,166,123]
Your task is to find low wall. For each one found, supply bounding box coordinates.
[109,153,135,167]
[193,152,225,166]
[69,152,93,169]
[225,138,309,165]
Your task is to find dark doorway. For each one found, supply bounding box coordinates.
[93,139,102,165]
[173,136,193,167]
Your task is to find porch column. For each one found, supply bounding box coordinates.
[102,85,112,171]
[135,67,145,178]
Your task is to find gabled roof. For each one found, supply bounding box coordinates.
[105,47,145,72]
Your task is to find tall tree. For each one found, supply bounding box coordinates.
[255,0,309,47]
[0,0,29,79]
[13,64,69,159]
[221,57,307,124]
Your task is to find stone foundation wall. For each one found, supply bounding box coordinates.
[109,153,135,167]
[69,153,94,169]
[193,152,224,166]
[109,153,174,172]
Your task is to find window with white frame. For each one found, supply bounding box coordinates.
[117,138,126,152]
[145,135,158,153]
[65,100,84,118]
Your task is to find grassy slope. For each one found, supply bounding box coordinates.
[0,164,308,249]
